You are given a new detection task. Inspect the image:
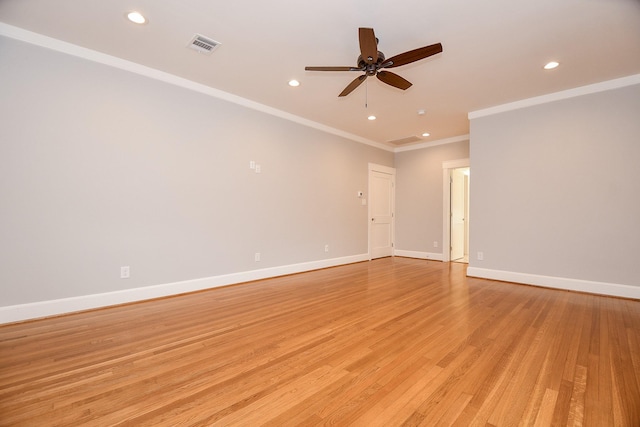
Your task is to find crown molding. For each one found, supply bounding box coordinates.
[0,22,393,152]
[468,74,640,119]
[393,134,470,153]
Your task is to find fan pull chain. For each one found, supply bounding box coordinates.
[365,79,368,108]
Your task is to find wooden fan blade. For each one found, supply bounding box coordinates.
[382,43,443,68]
[376,71,412,90]
[305,66,360,71]
[359,28,378,64]
[339,75,367,97]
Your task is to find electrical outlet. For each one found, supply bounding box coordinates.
[433,241,438,248]
[254,252,261,262]
[325,244,329,252]
[255,164,261,173]
[477,251,484,261]
[120,266,130,279]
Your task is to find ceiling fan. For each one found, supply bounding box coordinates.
[305,28,442,97]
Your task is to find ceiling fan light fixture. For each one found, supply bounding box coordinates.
[544,61,560,70]
[126,11,146,24]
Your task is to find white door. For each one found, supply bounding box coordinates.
[450,168,465,261]
[369,168,395,259]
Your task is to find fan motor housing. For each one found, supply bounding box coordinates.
[358,51,386,73]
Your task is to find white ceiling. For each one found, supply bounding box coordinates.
[1,0,639,148]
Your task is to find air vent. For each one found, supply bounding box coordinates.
[187,34,221,55]
[387,136,422,146]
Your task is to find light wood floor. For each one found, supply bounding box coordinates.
[1,258,639,426]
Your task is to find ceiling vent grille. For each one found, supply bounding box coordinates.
[187,34,221,55]
[387,135,422,146]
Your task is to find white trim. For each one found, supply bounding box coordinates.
[467,267,640,300]
[0,254,369,324]
[394,250,443,261]
[394,134,470,153]
[468,74,640,119]
[0,22,392,152]
[367,163,396,175]
[442,158,470,170]
[442,159,470,262]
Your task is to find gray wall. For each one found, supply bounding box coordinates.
[0,36,393,306]
[469,83,640,287]
[395,140,470,255]
[4,31,635,312]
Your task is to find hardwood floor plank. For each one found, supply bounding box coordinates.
[1,258,639,426]
[550,379,576,426]
[533,387,559,427]
[567,364,587,426]
[606,297,640,426]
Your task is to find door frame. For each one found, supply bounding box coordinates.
[368,163,396,260]
[442,158,469,262]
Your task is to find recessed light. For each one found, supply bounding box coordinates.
[422,132,430,137]
[367,115,377,121]
[288,80,300,87]
[126,11,146,24]
[417,109,426,115]
[544,61,559,70]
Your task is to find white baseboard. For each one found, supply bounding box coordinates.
[466,267,640,300]
[394,250,443,261]
[0,254,369,324]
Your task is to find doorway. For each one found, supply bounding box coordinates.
[442,159,470,263]
[450,167,469,263]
